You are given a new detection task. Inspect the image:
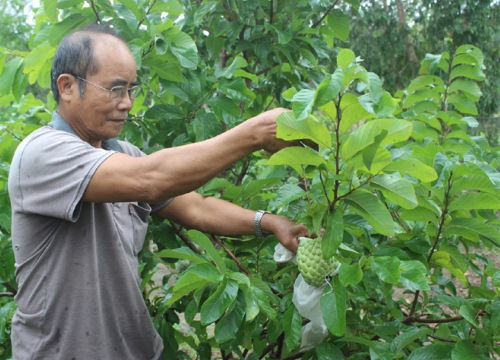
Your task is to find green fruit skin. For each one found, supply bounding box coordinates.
[296,237,338,287]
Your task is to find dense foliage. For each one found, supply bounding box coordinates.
[1,0,499,359]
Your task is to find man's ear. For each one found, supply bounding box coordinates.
[57,74,77,102]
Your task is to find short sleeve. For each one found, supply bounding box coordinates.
[9,128,115,222]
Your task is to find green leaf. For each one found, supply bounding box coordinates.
[420,52,450,75]
[371,174,418,209]
[345,189,395,236]
[451,340,482,360]
[43,0,58,22]
[219,78,255,102]
[337,48,355,69]
[166,263,222,305]
[155,247,208,264]
[448,79,482,101]
[383,158,438,183]
[147,58,184,82]
[452,54,480,68]
[391,327,431,353]
[448,94,478,115]
[490,300,500,333]
[239,285,260,322]
[214,291,245,343]
[277,112,332,148]
[361,130,392,174]
[200,279,239,325]
[115,5,139,32]
[430,251,467,284]
[338,262,362,287]
[459,304,479,328]
[359,146,393,174]
[359,91,399,117]
[290,89,316,120]
[314,344,345,360]
[169,30,199,69]
[24,43,56,86]
[368,72,384,104]
[48,14,90,46]
[339,98,374,134]
[250,277,277,318]
[328,9,350,41]
[0,57,23,95]
[282,306,302,351]
[267,146,326,173]
[187,230,226,272]
[315,68,343,107]
[448,193,500,212]
[444,218,500,247]
[336,335,375,347]
[372,256,401,284]
[399,260,430,291]
[271,184,306,208]
[341,119,412,160]
[144,104,185,122]
[406,75,445,93]
[206,96,241,118]
[449,65,485,82]
[322,211,344,258]
[407,343,453,360]
[215,55,247,78]
[321,277,346,336]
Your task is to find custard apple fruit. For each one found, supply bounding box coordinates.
[296,237,339,287]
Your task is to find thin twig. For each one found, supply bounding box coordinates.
[428,334,456,343]
[2,281,17,295]
[408,315,464,324]
[312,0,340,28]
[171,223,202,254]
[405,172,454,323]
[137,0,157,30]
[269,0,274,25]
[211,236,251,276]
[87,0,102,23]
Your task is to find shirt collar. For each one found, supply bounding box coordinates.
[48,112,123,152]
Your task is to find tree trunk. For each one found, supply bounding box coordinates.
[395,0,419,77]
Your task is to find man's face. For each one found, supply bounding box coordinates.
[64,35,138,147]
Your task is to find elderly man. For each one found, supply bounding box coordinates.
[8,24,307,359]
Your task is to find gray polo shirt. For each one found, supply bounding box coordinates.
[8,113,164,359]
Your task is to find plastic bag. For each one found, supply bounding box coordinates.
[273,243,296,263]
[273,243,330,348]
[292,275,329,348]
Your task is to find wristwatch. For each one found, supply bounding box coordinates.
[254,210,269,238]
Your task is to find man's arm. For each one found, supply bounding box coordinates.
[83,108,291,204]
[154,192,308,252]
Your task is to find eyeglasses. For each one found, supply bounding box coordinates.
[75,76,141,101]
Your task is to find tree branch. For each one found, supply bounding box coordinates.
[87,0,102,23]
[405,315,464,324]
[0,292,15,298]
[211,235,251,276]
[137,0,157,30]
[312,0,341,28]
[269,0,274,25]
[2,281,17,296]
[171,223,202,254]
[405,172,454,322]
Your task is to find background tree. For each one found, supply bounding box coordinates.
[0,0,499,359]
[343,0,500,145]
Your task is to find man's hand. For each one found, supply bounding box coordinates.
[245,108,295,154]
[261,214,309,253]
[247,108,319,153]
